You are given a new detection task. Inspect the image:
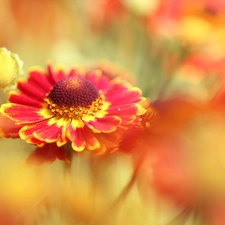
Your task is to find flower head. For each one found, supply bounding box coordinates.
[134,95,225,224]
[0,64,146,154]
[0,48,23,89]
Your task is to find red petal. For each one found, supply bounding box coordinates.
[87,72,111,91]
[26,143,69,165]
[0,114,21,138]
[20,119,67,145]
[105,82,141,104]
[67,125,100,151]
[47,64,66,84]
[19,121,51,142]
[9,92,42,108]
[28,70,53,92]
[34,122,64,143]
[81,125,100,150]
[1,104,46,123]
[93,129,123,154]
[86,116,121,133]
[29,136,46,146]
[108,104,138,124]
[67,126,85,151]
[17,80,47,101]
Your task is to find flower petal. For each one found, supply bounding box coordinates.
[34,117,69,144]
[33,122,64,143]
[67,119,100,151]
[29,136,46,147]
[26,143,69,165]
[5,66,54,114]
[0,114,21,138]
[87,71,111,91]
[0,103,47,123]
[68,127,85,152]
[105,81,142,104]
[67,118,85,151]
[108,104,138,124]
[47,64,67,84]
[9,91,42,108]
[85,116,121,133]
[93,128,124,154]
[19,120,52,143]
[28,69,53,92]
[20,117,68,144]
[17,79,47,101]
[81,125,100,150]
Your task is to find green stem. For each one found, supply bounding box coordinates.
[165,208,191,225]
[89,154,145,225]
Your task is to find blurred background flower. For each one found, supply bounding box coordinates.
[1,0,225,224]
[0,47,23,89]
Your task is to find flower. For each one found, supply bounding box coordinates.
[86,0,125,29]
[146,0,225,58]
[135,95,225,224]
[123,0,160,16]
[0,48,23,89]
[135,97,205,205]
[0,64,146,154]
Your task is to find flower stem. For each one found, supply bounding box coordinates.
[60,143,74,223]
[164,208,191,225]
[89,154,145,225]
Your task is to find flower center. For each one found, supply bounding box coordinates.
[45,76,103,118]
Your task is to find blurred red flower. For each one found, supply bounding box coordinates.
[135,95,225,224]
[85,0,125,29]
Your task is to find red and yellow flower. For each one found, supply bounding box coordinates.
[0,64,146,154]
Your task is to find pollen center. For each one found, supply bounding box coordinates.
[45,76,102,118]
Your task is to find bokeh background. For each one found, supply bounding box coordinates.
[1,0,225,224]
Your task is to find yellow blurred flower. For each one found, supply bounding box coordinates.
[122,0,160,16]
[177,16,211,45]
[177,16,225,57]
[0,47,23,89]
